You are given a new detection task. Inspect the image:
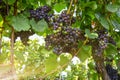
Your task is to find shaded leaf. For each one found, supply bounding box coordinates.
[110,16,120,30]
[85,1,97,10]
[95,13,109,30]
[3,0,16,5]
[11,14,30,31]
[106,4,119,13]
[105,44,118,56]
[30,19,48,32]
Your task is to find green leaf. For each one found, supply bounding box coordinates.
[45,54,59,73]
[116,60,120,71]
[88,62,95,70]
[100,17,109,30]
[0,53,8,63]
[0,15,3,27]
[58,53,71,66]
[110,16,120,30]
[85,29,90,35]
[3,0,16,5]
[86,1,97,10]
[116,9,120,17]
[106,4,119,13]
[77,45,92,62]
[46,0,51,5]
[95,13,109,30]
[85,29,98,39]
[53,3,66,12]
[15,52,25,61]
[11,14,30,31]
[105,44,118,56]
[30,19,48,32]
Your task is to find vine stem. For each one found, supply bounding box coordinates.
[10,27,14,65]
[67,0,74,14]
[74,37,88,56]
[9,0,18,79]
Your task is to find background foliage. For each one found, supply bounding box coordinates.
[0,0,120,80]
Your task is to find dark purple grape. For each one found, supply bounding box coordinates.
[45,27,82,54]
[97,30,116,49]
[105,64,119,80]
[29,5,51,21]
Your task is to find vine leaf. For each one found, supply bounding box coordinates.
[85,29,98,39]
[44,54,59,73]
[77,45,92,62]
[0,15,3,27]
[11,14,30,31]
[110,16,120,31]
[95,13,109,30]
[106,4,119,13]
[83,1,97,10]
[30,19,48,32]
[46,0,51,5]
[58,53,71,66]
[14,52,25,61]
[53,3,66,12]
[104,44,118,56]
[3,0,16,5]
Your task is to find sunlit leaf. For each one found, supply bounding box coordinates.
[45,54,59,73]
[58,53,71,66]
[53,3,66,12]
[0,15,3,27]
[85,29,98,39]
[77,45,92,62]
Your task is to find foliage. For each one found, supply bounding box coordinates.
[0,0,120,80]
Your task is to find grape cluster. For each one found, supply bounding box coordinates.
[97,30,116,49]
[45,27,83,54]
[44,10,81,54]
[29,5,51,21]
[48,11,76,30]
[57,11,75,26]
[105,64,120,80]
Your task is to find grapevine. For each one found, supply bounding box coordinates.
[0,0,120,80]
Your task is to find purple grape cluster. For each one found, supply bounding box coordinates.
[29,5,51,21]
[105,64,120,80]
[45,27,83,54]
[57,11,75,26]
[97,30,116,49]
[44,10,80,54]
[48,11,76,30]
